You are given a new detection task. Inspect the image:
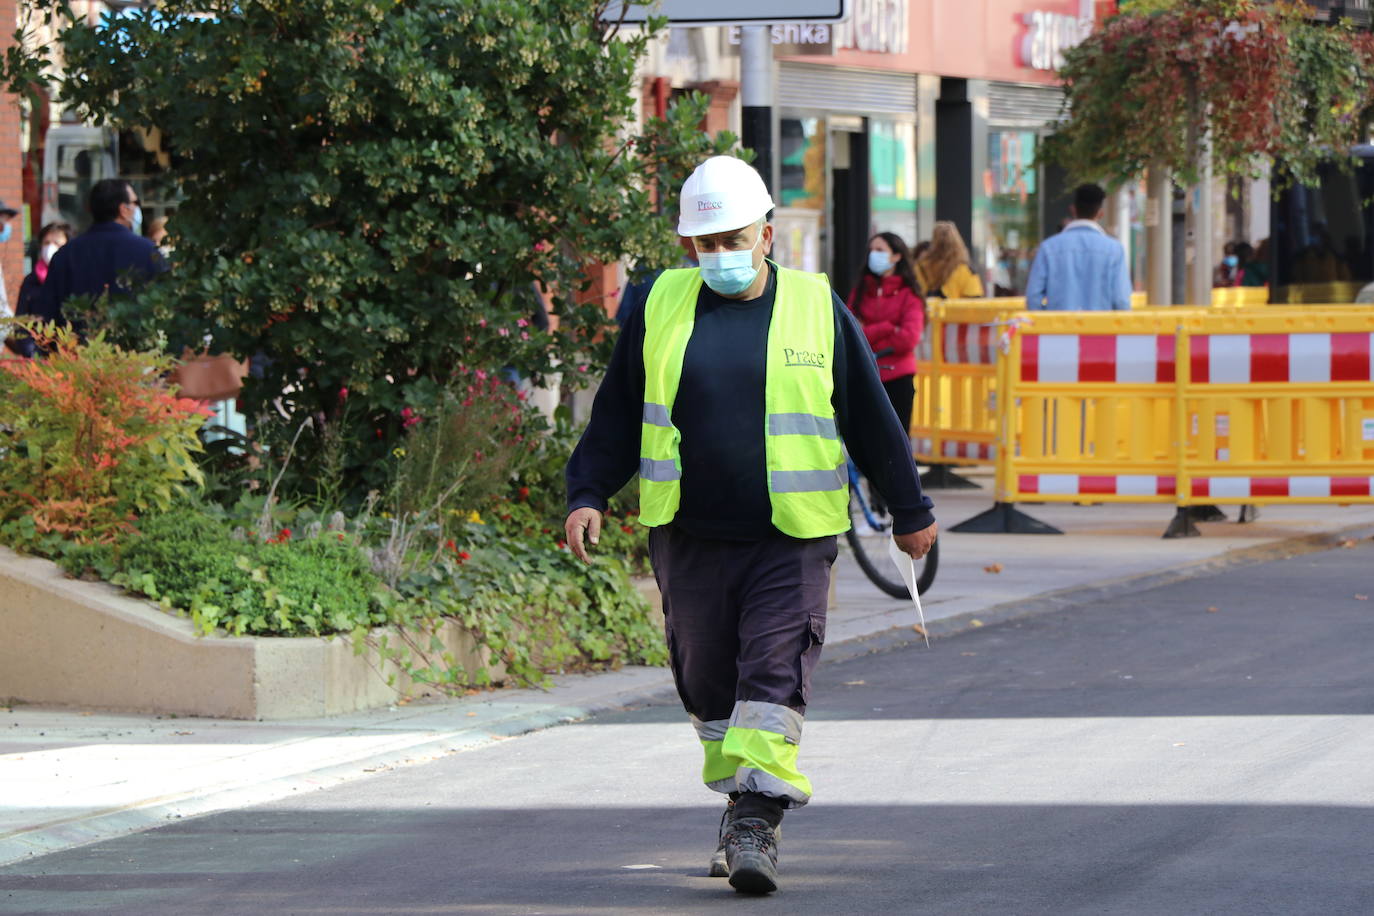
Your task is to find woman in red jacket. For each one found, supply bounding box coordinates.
[846,231,925,436]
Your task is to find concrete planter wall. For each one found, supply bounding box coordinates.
[0,547,497,720]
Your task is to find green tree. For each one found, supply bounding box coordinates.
[1047,0,1374,187]
[5,0,736,497]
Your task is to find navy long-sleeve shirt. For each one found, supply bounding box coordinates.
[567,264,935,541]
[33,222,164,325]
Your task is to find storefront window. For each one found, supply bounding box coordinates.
[779,118,826,210]
[775,118,827,273]
[985,129,1042,296]
[868,118,918,248]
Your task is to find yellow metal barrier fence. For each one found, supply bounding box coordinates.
[947,307,1374,537]
[912,299,1021,486]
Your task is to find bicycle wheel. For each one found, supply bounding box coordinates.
[844,484,939,598]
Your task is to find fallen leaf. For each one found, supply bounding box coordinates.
[961,652,978,657]
[1340,539,1357,549]
[843,680,866,686]
[1356,595,1369,601]
[466,711,478,716]
[969,619,985,627]
[912,624,927,637]
[983,562,1004,574]
[79,711,93,717]
[172,730,193,736]
[1206,606,1219,613]
[1173,742,1186,747]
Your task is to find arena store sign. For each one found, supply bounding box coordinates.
[833,0,909,55]
[1020,0,1094,71]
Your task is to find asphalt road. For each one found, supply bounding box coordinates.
[4,542,1374,915]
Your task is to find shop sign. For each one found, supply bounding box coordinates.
[833,0,909,56]
[1019,0,1093,71]
[726,23,834,56]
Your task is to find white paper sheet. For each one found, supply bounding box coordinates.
[887,536,930,648]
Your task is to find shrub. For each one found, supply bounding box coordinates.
[0,325,208,549]
[6,0,742,502]
[389,521,665,687]
[64,507,389,637]
[391,370,540,522]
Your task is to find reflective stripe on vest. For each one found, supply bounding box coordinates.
[638,263,849,539]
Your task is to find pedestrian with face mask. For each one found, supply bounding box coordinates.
[0,200,21,354]
[847,231,925,436]
[564,156,937,895]
[5,222,72,356]
[26,179,165,352]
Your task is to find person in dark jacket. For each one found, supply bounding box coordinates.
[564,157,936,895]
[16,222,72,319]
[29,179,164,344]
[846,231,925,435]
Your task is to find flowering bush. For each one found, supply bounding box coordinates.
[389,368,541,522]
[0,326,209,548]
[1051,0,1374,187]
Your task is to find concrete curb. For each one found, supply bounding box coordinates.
[4,521,1371,868]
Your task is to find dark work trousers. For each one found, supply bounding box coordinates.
[882,374,915,439]
[648,523,838,808]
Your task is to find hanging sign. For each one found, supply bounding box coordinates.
[603,0,849,26]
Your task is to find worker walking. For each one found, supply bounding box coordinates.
[564,156,937,894]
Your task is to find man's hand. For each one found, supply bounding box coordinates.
[894,522,938,559]
[565,507,603,564]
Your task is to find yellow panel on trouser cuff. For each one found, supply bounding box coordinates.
[700,739,736,793]
[721,727,812,803]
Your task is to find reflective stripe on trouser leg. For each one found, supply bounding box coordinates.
[692,716,736,793]
[721,700,812,806]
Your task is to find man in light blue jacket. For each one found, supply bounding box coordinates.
[1025,183,1133,310]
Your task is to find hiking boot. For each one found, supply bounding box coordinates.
[724,817,780,894]
[707,798,736,877]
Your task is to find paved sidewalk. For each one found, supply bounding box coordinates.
[4,476,1374,867]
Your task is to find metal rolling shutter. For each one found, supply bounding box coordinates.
[987,82,1067,128]
[778,64,917,115]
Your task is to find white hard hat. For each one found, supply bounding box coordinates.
[677,155,775,238]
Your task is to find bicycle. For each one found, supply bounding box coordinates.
[844,459,938,599]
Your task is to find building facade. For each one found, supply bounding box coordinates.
[638,0,1117,300]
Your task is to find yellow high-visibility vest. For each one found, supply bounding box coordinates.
[638,263,849,539]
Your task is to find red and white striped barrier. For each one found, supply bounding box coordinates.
[915,439,995,461]
[1192,476,1374,498]
[943,322,998,365]
[1188,333,1374,384]
[1021,331,1374,385]
[1018,474,1177,496]
[1022,334,1175,383]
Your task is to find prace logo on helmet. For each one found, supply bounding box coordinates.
[677,156,773,239]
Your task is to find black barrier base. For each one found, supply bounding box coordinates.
[950,502,1063,534]
[919,464,982,490]
[1238,504,1260,524]
[1162,508,1202,539]
[1190,504,1228,522]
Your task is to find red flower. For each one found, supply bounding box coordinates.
[458,551,471,561]
[517,486,530,500]
[279,528,292,541]
[622,525,634,534]
[444,539,457,551]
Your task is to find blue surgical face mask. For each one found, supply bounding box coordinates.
[1223,254,1238,268]
[0,224,11,244]
[132,206,144,234]
[697,229,763,296]
[868,249,894,275]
